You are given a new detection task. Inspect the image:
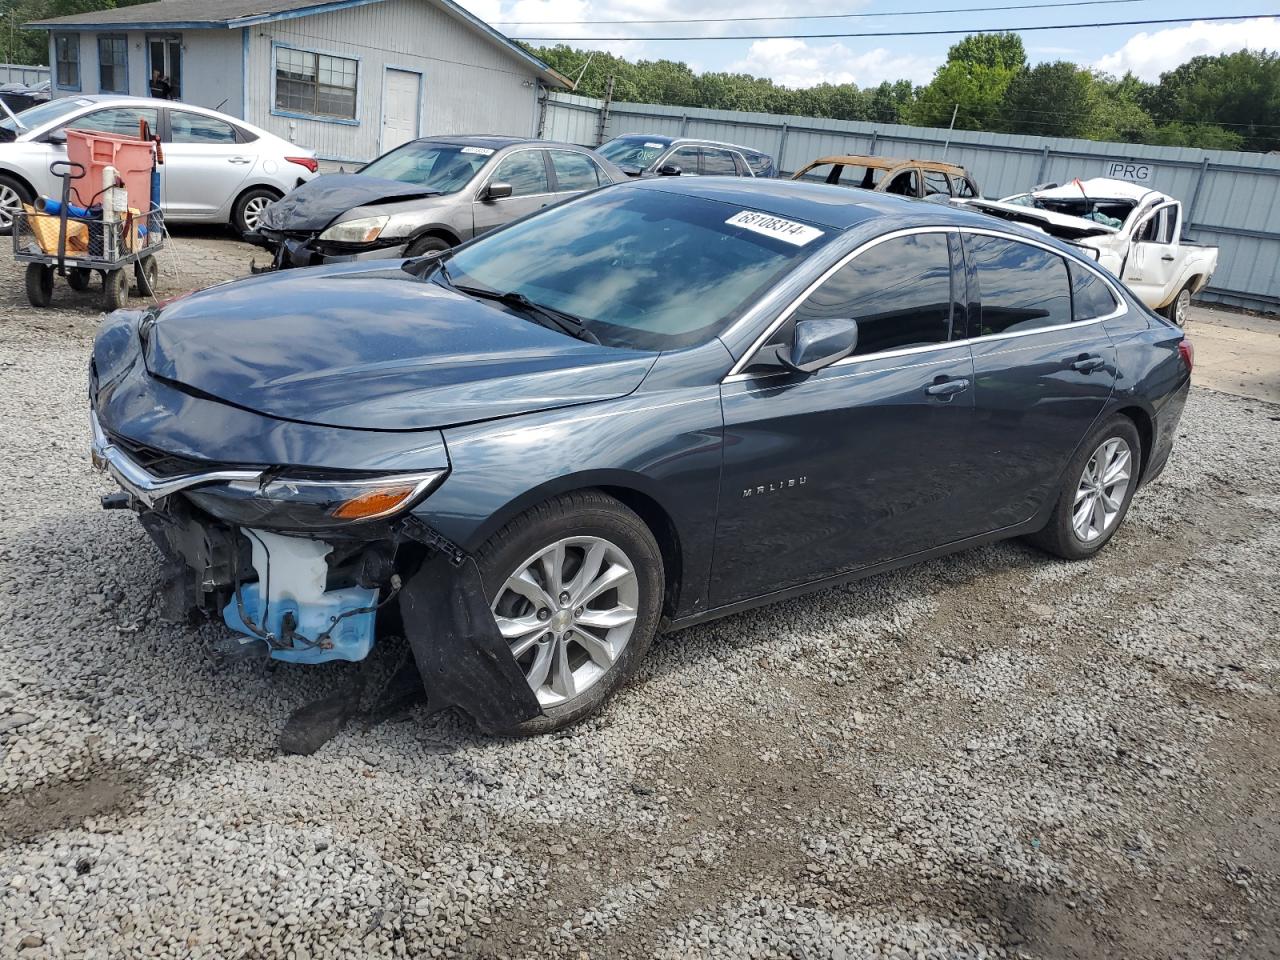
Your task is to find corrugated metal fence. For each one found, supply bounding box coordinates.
[0,64,49,86]
[542,91,1280,313]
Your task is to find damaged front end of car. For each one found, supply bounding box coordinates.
[87,308,542,741]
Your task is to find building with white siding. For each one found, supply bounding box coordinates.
[26,0,571,163]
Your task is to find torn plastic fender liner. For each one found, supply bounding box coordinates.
[399,552,542,734]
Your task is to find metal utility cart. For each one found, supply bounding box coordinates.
[12,160,165,310]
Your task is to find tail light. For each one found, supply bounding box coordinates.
[287,156,319,174]
[1178,339,1194,374]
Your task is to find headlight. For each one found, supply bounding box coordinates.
[185,469,447,530]
[319,215,390,244]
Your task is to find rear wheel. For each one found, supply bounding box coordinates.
[103,268,129,311]
[24,263,52,307]
[231,187,279,235]
[476,491,663,735]
[1161,282,1193,327]
[67,267,94,291]
[1027,415,1142,560]
[134,255,159,296]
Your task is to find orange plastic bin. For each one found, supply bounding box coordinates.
[65,129,154,211]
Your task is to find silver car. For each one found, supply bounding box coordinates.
[0,95,318,233]
[249,136,625,268]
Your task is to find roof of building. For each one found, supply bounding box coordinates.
[25,0,571,89]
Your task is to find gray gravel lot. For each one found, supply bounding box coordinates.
[0,241,1278,958]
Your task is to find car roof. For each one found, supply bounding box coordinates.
[804,155,970,175]
[21,94,288,144]
[409,135,602,151]
[625,176,1002,233]
[611,133,769,156]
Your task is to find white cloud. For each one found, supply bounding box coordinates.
[1094,17,1280,81]
[730,38,938,88]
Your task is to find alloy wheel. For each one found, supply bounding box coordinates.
[1174,288,1191,327]
[241,196,272,232]
[1072,437,1132,543]
[0,183,21,230]
[491,536,640,708]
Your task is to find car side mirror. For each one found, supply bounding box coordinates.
[656,164,682,177]
[484,181,513,200]
[45,129,66,146]
[776,318,859,375]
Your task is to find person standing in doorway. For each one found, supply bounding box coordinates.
[150,69,172,99]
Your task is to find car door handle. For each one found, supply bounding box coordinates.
[925,377,970,397]
[1161,254,1175,261]
[1070,355,1106,372]
[228,157,252,164]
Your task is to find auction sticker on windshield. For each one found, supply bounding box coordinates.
[726,210,824,246]
[461,146,495,156]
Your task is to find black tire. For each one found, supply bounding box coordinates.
[67,267,94,291]
[103,268,129,311]
[472,490,664,736]
[1027,414,1143,560]
[231,187,280,236]
[1160,281,1194,327]
[404,234,452,258]
[24,263,53,307]
[0,173,33,235]
[134,255,159,296]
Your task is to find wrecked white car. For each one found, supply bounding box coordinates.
[962,178,1218,326]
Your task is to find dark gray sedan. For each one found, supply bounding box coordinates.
[249,135,624,267]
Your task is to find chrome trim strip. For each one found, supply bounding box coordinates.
[90,408,263,508]
[725,223,1129,382]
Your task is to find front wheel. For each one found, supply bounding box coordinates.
[103,268,129,311]
[134,255,159,296]
[1027,415,1142,560]
[475,491,664,735]
[24,264,52,307]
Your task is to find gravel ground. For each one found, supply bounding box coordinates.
[0,243,1278,959]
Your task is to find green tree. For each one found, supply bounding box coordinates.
[1145,49,1280,151]
[947,32,1027,71]
[1087,72,1156,144]
[1001,61,1095,137]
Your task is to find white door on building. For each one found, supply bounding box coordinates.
[381,69,422,154]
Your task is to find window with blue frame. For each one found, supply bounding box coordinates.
[98,34,128,93]
[274,47,358,121]
[54,34,80,90]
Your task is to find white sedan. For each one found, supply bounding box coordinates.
[0,95,318,233]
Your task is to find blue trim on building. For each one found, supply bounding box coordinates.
[241,27,249,119]
[269,40,363,127]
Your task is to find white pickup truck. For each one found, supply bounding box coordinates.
[963,178,1218,326]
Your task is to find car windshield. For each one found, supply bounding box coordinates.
[0,97,86,140]
[598,138,667,171]
[359,141,493,193]
[440,186,832,350]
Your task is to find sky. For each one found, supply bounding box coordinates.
[455,0,1280,89]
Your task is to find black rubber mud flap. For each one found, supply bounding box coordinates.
[399,553,543,734]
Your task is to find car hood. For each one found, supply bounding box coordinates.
[962,198,1119,240]
[144,264,657,431]
[260,174,444,232]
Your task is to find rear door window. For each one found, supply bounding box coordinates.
[549,150,602,191]
[923,170,950,197]
[951,176,977,198]
[701,148,738,176]
[491,150,550,196]
[1069,262,1119,321]
[169,110,238,144]
[884,168,919,197]
[967,234,1073,335]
